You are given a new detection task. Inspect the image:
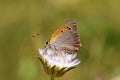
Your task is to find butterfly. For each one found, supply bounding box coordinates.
[45,20,82,53]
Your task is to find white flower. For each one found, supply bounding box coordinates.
[38,48,80,77]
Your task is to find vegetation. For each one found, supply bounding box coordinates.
[0,0,120,80]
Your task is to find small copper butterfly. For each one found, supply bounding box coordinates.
[46,20,82,53]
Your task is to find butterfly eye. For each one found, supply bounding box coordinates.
[45,41,49,45]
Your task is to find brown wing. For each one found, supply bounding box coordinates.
[49,20,81,52]
[49,20,77,43]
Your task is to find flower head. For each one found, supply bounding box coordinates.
[37,48,80,78]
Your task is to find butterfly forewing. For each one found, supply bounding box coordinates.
[48,20,81,53]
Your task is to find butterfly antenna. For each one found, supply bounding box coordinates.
[32,33,41,38]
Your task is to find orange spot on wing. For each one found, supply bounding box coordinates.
[50,26,73,43]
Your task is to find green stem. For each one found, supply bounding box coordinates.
[50,76,54,80]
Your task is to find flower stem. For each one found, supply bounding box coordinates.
[50,76,54,80]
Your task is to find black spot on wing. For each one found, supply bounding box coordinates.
[61,31,63,32]
[67,26,72,30]
[68,28,71,30]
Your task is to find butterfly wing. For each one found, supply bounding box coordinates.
[49,20,81,52]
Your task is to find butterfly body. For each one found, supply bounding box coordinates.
[46,20,81,53]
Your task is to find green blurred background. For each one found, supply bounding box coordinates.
[0,0,120,80]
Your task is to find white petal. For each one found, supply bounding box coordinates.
[38,48,80,68]
[38,48,44,55]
